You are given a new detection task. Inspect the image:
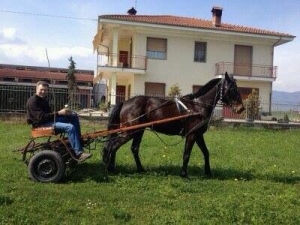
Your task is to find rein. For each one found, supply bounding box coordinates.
[120,98,175,127]
[115,78,226,140]
[144,79,225,146]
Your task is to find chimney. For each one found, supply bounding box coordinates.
[211,6,223,27]
[127,7,137,15]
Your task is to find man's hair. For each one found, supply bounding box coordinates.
[36,80,49,88]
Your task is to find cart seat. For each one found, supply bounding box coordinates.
[31,126,55,138]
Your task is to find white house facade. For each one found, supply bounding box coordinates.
[93,6,295,115]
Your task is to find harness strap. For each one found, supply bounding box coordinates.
[174,97,190,113]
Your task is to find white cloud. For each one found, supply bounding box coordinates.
[0,44,93,64]
[0,27,25,45]
[2,27,16,40]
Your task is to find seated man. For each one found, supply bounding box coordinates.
[26,80,91,161]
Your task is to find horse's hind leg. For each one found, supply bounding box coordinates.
[195,134,212,177]
[106,135,132,172]
[131,130,145,173]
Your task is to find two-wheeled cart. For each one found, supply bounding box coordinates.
[18,113,193,183]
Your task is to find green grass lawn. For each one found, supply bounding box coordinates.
[0,120,299,224]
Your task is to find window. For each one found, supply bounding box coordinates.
[3,77,15,82]
[21,78,32,83]
[194,42,207,62]
[77,82,89,86]
[58,81,68,85]
[147,37,167,60]
[145,82,166,97]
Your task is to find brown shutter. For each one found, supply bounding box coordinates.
[147,38,167,52]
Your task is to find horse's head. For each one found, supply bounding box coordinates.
[220,72,245,114]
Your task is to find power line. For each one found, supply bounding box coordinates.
[0,9,97,21]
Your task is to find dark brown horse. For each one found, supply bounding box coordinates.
[102,73,244,177]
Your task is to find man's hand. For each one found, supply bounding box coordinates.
[57,108,71,116]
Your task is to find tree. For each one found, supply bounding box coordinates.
[168,84,182,97]
[66,57,79,109]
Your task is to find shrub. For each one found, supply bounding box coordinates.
[168,84,181,97]
[242,89,261,121]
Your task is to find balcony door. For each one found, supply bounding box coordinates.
[234,45,252,76]
[119,51,129,68]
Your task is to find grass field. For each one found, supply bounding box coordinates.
[0,120,300,224]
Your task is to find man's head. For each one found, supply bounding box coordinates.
[36,81,49,98]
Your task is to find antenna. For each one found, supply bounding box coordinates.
[45,48,50,68]
[135,0,137,9]
[45,48,56,123]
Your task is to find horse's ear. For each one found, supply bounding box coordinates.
[225,72,233,81]
[225,72,229,80]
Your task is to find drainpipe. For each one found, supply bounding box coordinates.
[270,37,282,114]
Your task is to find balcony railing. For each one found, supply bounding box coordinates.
[215,62,277,79]
[98,52,147,70]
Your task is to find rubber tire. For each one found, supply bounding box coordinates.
[28,150,65,183]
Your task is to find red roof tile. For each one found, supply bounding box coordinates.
[100,15,294,38]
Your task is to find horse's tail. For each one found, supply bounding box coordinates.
[107,102,123,130]
[102,102,123,164]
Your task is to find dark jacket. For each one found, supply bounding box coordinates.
[26,94,57,127]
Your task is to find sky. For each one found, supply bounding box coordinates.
[0,0,299,92]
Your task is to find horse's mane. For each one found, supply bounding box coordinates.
[184,78,221,99]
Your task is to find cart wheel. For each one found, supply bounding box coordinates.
[28,150,65,183]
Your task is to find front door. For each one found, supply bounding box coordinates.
[116,85,126,103]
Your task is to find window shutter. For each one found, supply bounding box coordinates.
[147,38,166,52]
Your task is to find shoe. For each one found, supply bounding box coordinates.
[77,153,92,161]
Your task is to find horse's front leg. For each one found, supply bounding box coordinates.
[180,135,196,178]
[131,130,145,173]
[195,134,212,177]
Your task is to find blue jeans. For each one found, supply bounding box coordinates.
[42,113,83,156]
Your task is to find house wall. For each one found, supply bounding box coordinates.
[253,45,273,65]
[131,31,273,99]
[118,39,131,53]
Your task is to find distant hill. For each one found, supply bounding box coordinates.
[272,91,300,103]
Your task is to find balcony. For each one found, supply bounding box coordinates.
[215,62,277,80]
[97,52,147,71]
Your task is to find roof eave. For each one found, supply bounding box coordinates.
[99,17,295,43]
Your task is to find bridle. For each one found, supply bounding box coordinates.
[218,78,237,108]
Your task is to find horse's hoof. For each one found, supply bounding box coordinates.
[137,168,146,173]
[205,170,212,178]
[107,166,115,173]
[180,171,189,178]
[205,173,212,178]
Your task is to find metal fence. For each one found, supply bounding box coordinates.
[1,86,300,123]
[0,85,93,112]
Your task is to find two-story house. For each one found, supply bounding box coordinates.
[93,6,295,116]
